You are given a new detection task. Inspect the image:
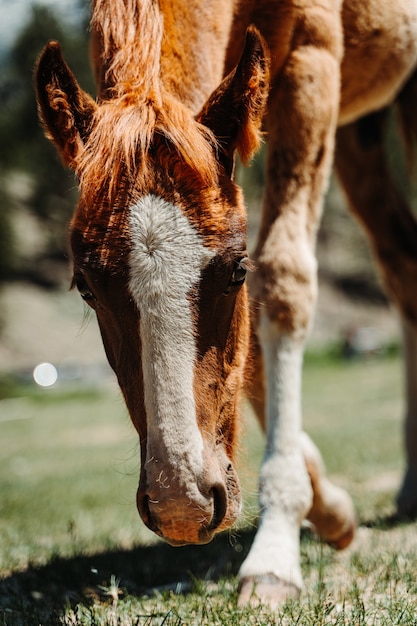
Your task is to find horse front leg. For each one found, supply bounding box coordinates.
[240,319,313,603]
[247,325,356,552]
[239,16,355,606]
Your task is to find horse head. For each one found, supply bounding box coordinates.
[35,27,269,546]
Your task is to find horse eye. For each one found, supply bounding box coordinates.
[224,257,250,295]
[231,259,247,285]
[73,275,95,304]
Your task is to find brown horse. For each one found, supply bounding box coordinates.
[35,0,417,608]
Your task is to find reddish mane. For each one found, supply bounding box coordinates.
[91,0,163,98]
[75,0,220,203]
[66,0,220,204]
[76,96,219,204]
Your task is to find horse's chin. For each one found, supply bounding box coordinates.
[162,529,216,547]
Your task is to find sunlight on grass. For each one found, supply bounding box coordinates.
[0,386,157,574]
[2,353,417,625]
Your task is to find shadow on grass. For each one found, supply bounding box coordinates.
[360,511,417,530]
[0,527,256,620]
[2,515,414,622]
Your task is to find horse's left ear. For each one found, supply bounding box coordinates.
[198,26,270,176]
[35,41,97,170]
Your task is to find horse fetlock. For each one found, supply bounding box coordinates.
[260,452,313,525]
[307,478,356,549]
[238,454,312,593]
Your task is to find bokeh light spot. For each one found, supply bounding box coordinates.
[33,362,58,387]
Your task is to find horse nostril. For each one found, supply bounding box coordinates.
[208,485,228,531]
[137,492,160,534]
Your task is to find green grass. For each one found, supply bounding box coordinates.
[2,353,417,625]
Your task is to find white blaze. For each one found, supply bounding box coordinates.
[128,194,214,478]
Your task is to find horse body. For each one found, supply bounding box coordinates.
[339,0,417,123]
[35,0,417,607]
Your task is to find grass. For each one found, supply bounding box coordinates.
[1,351,417,624]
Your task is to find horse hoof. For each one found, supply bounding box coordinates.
[325,515,356,550]
[238,574,300,608]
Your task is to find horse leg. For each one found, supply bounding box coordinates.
[247,333,355,549]
[301,432,355,548]
[335,107,417,517]
[238,11,355,606]
[399,318,417,515]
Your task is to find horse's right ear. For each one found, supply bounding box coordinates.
[35,41,97,170]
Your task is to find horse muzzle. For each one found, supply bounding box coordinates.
[136,461,241,545]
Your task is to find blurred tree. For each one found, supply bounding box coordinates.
[0,3,93,286]
[0,183,16,282]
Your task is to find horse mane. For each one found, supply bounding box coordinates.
[76,96,218,203]
[91,0,162,100]
[76,0,219,202]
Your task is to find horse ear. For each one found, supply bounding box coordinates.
[198,26,270,176]
[35,41,97,170]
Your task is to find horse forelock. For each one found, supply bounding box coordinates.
[75,94,219,205]
[86,0,220,208]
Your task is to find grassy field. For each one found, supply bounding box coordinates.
[1,351,417,625]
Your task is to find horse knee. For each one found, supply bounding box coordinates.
[249,241,318,339]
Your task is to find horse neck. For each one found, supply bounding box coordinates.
[91,0,234,113]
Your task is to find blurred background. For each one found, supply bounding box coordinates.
[0,0,110,391]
